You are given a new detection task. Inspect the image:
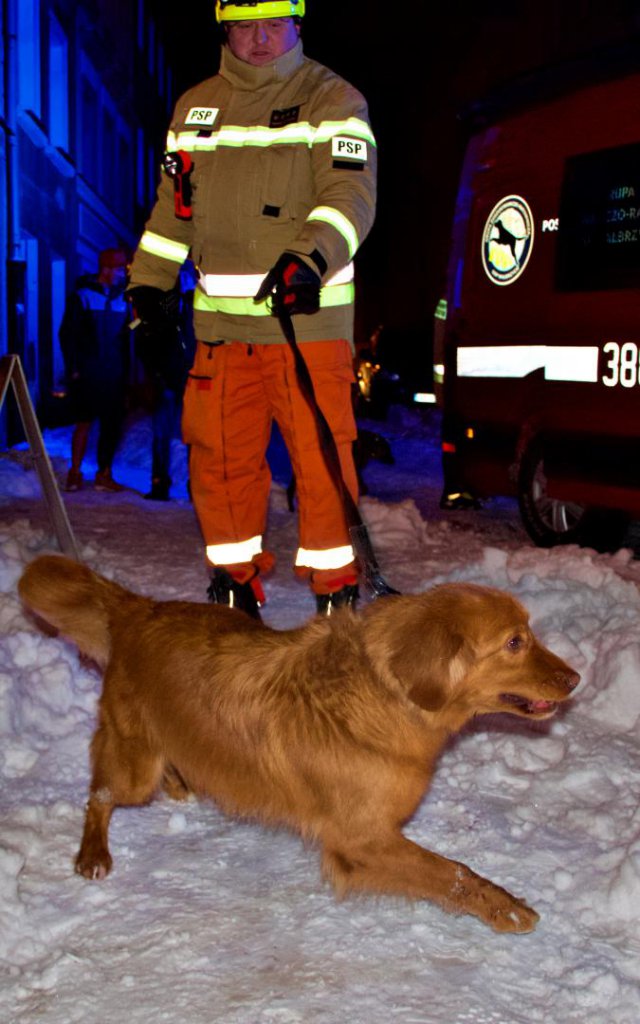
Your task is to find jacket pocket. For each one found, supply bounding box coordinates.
[181,343,221,449]
[256,146,299,222]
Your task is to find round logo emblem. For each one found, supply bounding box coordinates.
[482,195,534,286]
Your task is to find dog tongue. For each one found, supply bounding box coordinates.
[530,699,554,712]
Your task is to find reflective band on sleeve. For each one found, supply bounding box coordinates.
[434,299,448,320]
[313,118,376,146]
[457,345,599,382]
[307,207,359,259]
[295,545,355,570]
[138,231,191,264]
[166,118,376,154]
[205,536,263,565]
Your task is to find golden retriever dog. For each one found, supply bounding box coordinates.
[18,554,579,933]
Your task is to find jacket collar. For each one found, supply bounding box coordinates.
[219,39,304,90]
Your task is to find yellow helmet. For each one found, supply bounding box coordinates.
[215,1,305,21]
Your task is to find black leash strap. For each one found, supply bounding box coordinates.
[278,312,399,598]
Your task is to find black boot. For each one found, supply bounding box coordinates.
[207,567,262,621]
[315,584,359,616]
[145,476,171,501]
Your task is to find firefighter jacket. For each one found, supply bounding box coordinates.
[129,39,377,346]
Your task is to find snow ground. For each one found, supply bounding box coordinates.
[1,406,639,1024]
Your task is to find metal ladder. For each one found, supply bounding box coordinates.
[0,354,80,560]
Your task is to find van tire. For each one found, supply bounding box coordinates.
[517,440,628,551]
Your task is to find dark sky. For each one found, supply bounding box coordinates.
[146,3,640,346]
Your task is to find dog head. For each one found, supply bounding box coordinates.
[362,584,580,728]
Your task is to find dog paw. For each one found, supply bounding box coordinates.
[75,848,113,880]
[452,869,539,933]
[485,893,540,933]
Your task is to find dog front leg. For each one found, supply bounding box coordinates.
[323,835,539,934]
[75,716,164,880]
[75,789,115,880]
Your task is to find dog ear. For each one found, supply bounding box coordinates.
[399,627,469,712]
[362,598,471,712]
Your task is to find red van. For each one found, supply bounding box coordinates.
[439,61,640,547]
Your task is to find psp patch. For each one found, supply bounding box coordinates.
[185,107,219,128]
[270,105,300,128]
[331,137,368,162]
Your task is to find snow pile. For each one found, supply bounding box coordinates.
[1,412,640,1024]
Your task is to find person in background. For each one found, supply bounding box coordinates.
[127,0,376,618]
[60,247,130,493]
[132,260,197,501]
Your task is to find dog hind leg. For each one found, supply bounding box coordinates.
[322,834,539,934]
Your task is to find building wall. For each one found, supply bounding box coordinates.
[0,0,8,389]
[0,0,174,442]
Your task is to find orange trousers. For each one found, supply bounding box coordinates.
[182,339,359,591]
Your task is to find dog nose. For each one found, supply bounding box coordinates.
[563,670,581,692]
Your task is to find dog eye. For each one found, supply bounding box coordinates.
[506,635,523,652]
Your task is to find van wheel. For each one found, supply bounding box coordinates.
[517,440,628,551]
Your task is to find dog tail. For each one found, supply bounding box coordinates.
[18,554,134,667]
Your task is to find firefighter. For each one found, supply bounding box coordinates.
[128,0,376,617]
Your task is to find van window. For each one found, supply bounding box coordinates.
[556,141,640,292]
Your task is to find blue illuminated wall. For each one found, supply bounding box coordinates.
[1,0,174,441]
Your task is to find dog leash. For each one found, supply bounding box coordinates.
[278,311,400,598]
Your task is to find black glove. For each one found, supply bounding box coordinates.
[127,285,180,330]
[127,286,184,387]
[254,253,321,317]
